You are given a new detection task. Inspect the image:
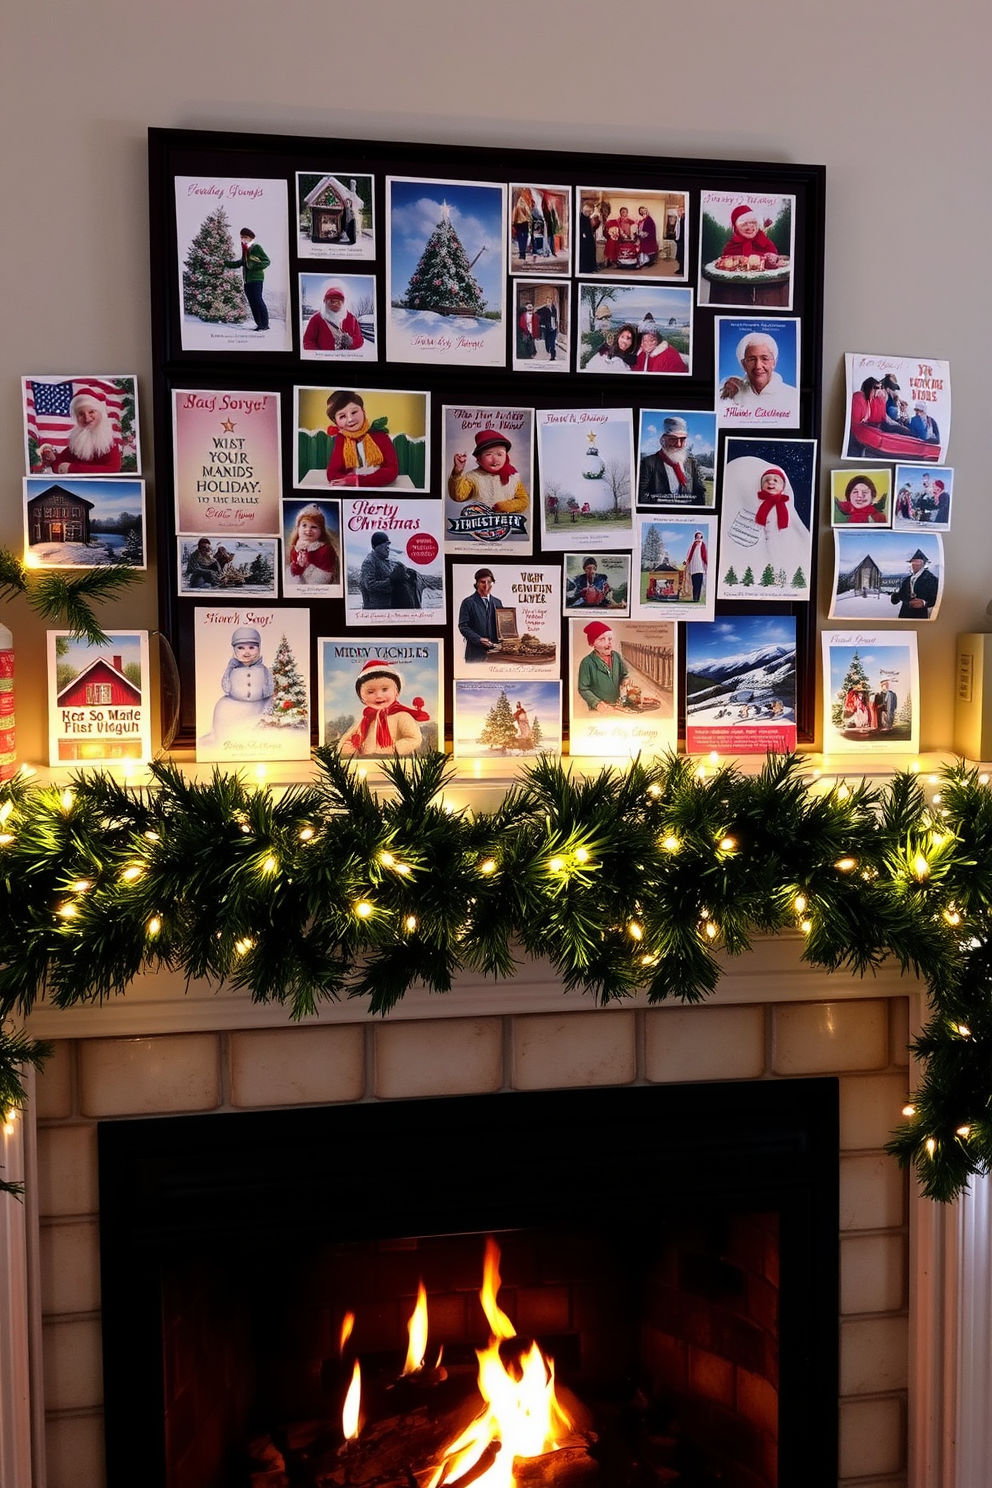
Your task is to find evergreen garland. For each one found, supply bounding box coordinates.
[3,751,992,1201]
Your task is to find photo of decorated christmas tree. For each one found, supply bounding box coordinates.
[260,635,309,730]
[453,679,561,759]
[182,206,248,324]
[404,202,486,315]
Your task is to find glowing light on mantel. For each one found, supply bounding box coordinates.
[402,1281,429,1376]
[342,1359,361,1440]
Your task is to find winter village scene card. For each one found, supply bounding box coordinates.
[717,438,815,602]
[563,552,631,616]
[715,319,800,429]
[173,389,282,537]
[636,409,716,510]
[341,498,444,628]
[508,183,570,277]
[568,618,676,760]
[194,607,310,764]
[829,530,943,623]
[537,408,634,553]
[574,188,688,281]
[295,386,429,493]
[24,479,146,569]
[511,282,569,372]
[177,536,278,598]
[684,616,797,756]
[295,172,374,260]
[632,515,717,622]
[830,469,892,528]
[893,465,953,531]
[443,406,534,557]
[318,639,442,760]
[175,175,291,351]
[451,562,560,680]
[299,274,377,362]
[48,631,151,766]
[386,177,507,367]
[23,375,140,476]
[843,352,951,464]
[697,191,795,310]
[453,680,561,761]
[822,629,920,754]
[577,284,692,375]
[282,498,342,596]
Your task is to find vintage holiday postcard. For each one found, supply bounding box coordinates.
[821,629,920,754]
[386,177,507,367]
[636,409,716,510]
[578,284,692,375]
[563,552,631,617]
[48,631,151,766]
[173,389,282,536]
[715,318,800,429]
[717,438,815,602]
[24,478,146,569]
[299,274,377,362]
[294,385,429,492]
[511,281,570,373]
[175,175,291,351]
[632,514,717,623]
[568,618,676,760]
[318,638,442,759]
[453,680,561,760]
[341,497,444,628]
[830,469,892,528]
[697,191,795,310]
[537,408,634,553]
[23,375,140,476]
[282,497,342,596]
[843,352,950,464]
[194,607,311,764]
[451,562,560,680]
[684,616,797,756]
[893,465,953,531]
[508,183,570,278]
[177,535,278,598]
[575,188,688,281]
[443,405,534,557]
[295,172,374,260]
[829,530,943,622]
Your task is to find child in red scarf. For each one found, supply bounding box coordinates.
[326,390,399,487]
[339,660,430,758]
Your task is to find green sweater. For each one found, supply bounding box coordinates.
[577,649,629,710]
[225,242,271,282]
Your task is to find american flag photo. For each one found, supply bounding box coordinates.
[22,375,140,474]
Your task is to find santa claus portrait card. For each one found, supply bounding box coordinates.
[194,607,311,764]
[48,631,151,767]
[716,438,815,603]
[537,408,635,554]
[23,375,140,476]
[298,274,377,363]
[386,177,507,368]
[173,389,282,537]
[317,638,442,760]
[442,405,534,557]
[568,618,676,760]
[632,514,717,623]
[296,171,374,261]
[697,191,796,310]
[175,175,291,352]
[636,409,716,511]
[341,498,444,628]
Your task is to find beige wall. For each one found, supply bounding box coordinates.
[0,1,984,755]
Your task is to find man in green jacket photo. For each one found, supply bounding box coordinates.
[225,227,271,331]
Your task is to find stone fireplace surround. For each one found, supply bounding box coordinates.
[2,938,989,1488]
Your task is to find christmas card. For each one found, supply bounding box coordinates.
[717,438,815,602]
[577,283,693,376]
[563,552,631,617]
[568,618,676,760]
[821,629,919,754]
[537,408,635,553]
[632,514,717,622]
[511,282,570,373]
[453,680,561,761]
[341,498,444,628]
[47,631,151,767]
[175,175,291,351]
[451,562,560,680]
[23,375,140,476]
[714,318,800,429]
[24,478,146,570]
[178,536,278,597]
[829,530,943,622]
[282,498,342,597]
[508,183,571,278]
[574,188,689,282]
[442,405,534,556]
[830,469,892,528]
[295,171,374,260]
[294,385,429,493]
[194,608,311,764]
[173,389,282,536]
[636,409,716,511]
[298,273,377,362]
[317,638,442,760]
[842,352,950,465]
[684,616,797,756]
[893,465,954,532]
[697,191,796,310]
[386,177,507,367]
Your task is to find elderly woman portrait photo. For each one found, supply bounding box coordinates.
[715,319,800,428]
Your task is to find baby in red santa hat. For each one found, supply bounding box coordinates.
[338,659,430,758]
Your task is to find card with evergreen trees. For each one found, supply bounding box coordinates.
[821,629,919,753]
[177,536,277,597]
[453,680,561,760]
[193,607,310,763]
[716,437,814,603]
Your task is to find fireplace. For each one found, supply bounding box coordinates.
[97,1081,838,1488]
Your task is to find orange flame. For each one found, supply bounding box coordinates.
[342,1358,362,1441]
[429,1239,571,1488]
[402,1280,429,1376]
[339,1310,355,1355]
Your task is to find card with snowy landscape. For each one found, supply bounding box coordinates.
[511,282,570,373]
[295,386,429,493]
[23,375,140,476]
[829,530,943,622]
[295,172,374,260]
[48,631,150,767]
[318,638,442,760]
[282,498,342,596]
[563,552,631,617]
[697,191,795,310]
[568,619,676,760]
[830,469,891,528]
[575,188,688,281]
[175,176,291,352]
[341,498,444,628]
[843,352,950,464]
[636,409,717,510]
[508,184,570,277]
[715,319,800,429]
[25,479,145,569]
[537,408,634,553]
[194,607,310,764]
[443,405,534,556]
[632,515,717,622]
[893,465,953,531]
[386,177,506,367]
[821,629,919,754]
[173,389,281,536]
[684,616,797,756]
[717,438,815,602]
[299,274,377,361]
[578,284,692,375]
[178,536,278,598]
[451,562,560,680]
[453,680,561,761]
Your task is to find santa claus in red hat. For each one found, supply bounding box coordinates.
[36,389,122,475]
[720,204,779,260]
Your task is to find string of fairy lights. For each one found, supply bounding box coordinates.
[2,748,992,1201]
